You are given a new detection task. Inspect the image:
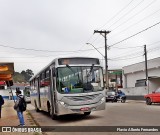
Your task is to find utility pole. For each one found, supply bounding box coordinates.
[94,30,111,89]
[144,45,149,93]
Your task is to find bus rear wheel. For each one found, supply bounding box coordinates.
[84,112,91,116]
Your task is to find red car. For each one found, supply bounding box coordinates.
[144,88,160,105]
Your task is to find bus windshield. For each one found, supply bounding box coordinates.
[57,66,104,94]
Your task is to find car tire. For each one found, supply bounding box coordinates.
[146,98,152,105]
[121,99,126,103]
[121,97,126,103]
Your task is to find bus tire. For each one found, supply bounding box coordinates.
[34,101,40,112]
[84,112,91,116]
[47,102,58,120]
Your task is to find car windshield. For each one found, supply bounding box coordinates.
[107,91,116,96]
[57,66,104,93]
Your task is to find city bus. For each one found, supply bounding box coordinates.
[23,86,31,103]
[29,57,105,119]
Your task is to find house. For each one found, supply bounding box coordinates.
[122,57,160,99]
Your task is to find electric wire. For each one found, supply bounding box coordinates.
[109,20,160,47]
[111,0,157,31]
[110,7,160,39]
[98,0,135,30]
[107,0,145,30]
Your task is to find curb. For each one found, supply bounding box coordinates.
[26,110,48,135]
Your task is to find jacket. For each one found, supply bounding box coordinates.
[0,95,4,106]
[14,94,24,112]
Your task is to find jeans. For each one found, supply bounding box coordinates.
[17,111,25,125]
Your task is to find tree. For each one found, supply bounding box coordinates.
[13,72,26,83]
[25,69,34,81]
[13,69,34,83]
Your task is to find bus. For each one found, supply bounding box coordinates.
[29,57,105,119]
[23,86,31,103]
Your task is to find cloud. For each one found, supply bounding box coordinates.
[0,0,160,74]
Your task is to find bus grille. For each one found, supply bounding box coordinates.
[66,94,101,101]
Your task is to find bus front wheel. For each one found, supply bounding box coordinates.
[47,102,58,120]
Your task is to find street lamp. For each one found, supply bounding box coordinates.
[86,43,105,58]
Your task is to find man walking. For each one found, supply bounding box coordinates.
[0,95,4,118]
[14,88,25,126]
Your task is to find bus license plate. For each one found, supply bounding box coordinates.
[80,107,90,111]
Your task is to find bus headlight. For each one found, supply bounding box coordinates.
[100,97,105,103]
[59,101,65,105]
[59,101,68,107]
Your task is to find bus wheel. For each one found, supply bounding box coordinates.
[84,112,91,116]
[34,101,40,112]
[47,103,58,120]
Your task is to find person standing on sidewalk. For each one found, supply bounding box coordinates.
[14,88,25,126]
[0,95,4,118]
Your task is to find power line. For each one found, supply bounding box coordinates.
[87,0,135,47]
[0,44,81,53]
[110,50,143,60]
[111,0,157,31]
[107,0,145,29]
[110,6,160,39]
[98,0,135,30]
[148,46,160,52]
[111,45,143,49]
[109,41,160,60]
[89,1,158,50]
[109,20,160,47]
[109,55,143,61]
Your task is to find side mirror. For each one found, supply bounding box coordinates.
[152,91,155,93]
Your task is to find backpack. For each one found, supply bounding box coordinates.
[19,96,27,112]
[0,95,4,105]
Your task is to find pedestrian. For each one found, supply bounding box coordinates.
[14,88,25,126]
[0,94,4,118]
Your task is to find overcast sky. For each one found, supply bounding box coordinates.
[0,0,160,74]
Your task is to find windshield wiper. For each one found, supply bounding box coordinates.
[66,64,75,74]
[87,64,94,77]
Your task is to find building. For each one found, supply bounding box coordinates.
[103,69,123,90]
[108,69,123,89]
[122,57,160,99]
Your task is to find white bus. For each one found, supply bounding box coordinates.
[30,57,105,119]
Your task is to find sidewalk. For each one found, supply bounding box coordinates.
[0,100,40,135]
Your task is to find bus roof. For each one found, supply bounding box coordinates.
[29,57,100,81]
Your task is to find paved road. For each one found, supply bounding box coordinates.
[27,101,160,135]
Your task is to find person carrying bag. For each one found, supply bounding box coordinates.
[14,88,26,126]
[0,95,4,118]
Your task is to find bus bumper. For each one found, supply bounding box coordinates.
[57,100,105,115]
